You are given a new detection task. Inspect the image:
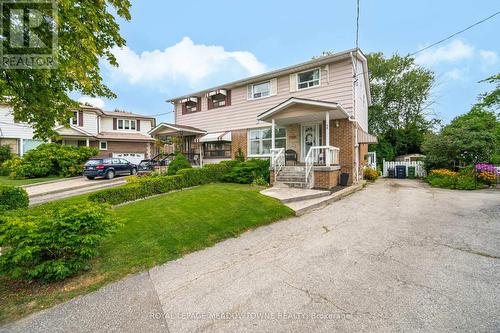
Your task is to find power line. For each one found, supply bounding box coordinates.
[408,10,500,57]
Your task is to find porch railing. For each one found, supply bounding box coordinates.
[305,146,340,186]
[270,148,285,182]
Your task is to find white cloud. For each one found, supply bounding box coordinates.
[415,40,474,66]
[78,96,104,108]
[107,37,267,86]
[479,50,499,68]
[444,68,465,80]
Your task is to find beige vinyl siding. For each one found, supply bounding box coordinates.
[82,111,98,135]
[175,58,354,133]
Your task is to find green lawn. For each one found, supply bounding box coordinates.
[0,183,293,324]
[0,175,63,187]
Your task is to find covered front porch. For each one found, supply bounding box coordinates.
[148,122,233,167]
[258,98,351,189]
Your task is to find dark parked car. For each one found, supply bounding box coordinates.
[83,158,137,180]
[137,159,155,172]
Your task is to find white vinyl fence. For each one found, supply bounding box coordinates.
[383,160,426,178]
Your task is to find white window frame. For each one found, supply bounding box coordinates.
[247,127,286,157]
[117,118,137,131]
[297,67,321,91]
[69,111,78,126]
[249,80,271,100]
[99,140,108,150]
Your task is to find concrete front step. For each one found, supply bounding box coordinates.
[261,181,367,216]
[286,181,366,215]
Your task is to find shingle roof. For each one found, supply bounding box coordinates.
[96,132,155,142]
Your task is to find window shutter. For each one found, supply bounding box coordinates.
[270,78,278,96]
[247,85,253,100]
[136,119,141,131]
[78,111,84,127]
[197,97,201,112]
[226,90,232,106]
[181,103,187,115]
[113,118,117,130]
[207,97,213,110]
[289,74,297,92]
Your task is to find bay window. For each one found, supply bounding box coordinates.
[248,127,286,156]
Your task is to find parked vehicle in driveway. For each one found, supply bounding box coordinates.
[83,158,137,180]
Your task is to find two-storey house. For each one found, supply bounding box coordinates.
[53,105,156,164]
[149,48,377,188]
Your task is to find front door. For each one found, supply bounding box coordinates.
[300,122,322,161]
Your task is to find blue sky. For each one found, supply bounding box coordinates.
[77,0,500,125]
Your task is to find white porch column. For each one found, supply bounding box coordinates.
[271,118,276,150]
[200,143,203,168]
[86,138,89,147]
[325,111,330,166]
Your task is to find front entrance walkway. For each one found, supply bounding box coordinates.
[4,179,499,332]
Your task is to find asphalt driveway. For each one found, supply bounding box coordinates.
[3,179,499,332]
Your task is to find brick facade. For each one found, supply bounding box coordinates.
[231,129,247,159]
[330,119,356,185]
[95,140,151,159]
[314,170,340,189]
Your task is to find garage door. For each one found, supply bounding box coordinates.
[112,153,145,165]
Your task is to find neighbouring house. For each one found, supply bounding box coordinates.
[0,103,45,156]
[149,48,377,188]
[54,105,156,164]
[395,153,425,162]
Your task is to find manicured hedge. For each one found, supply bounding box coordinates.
[221,159,270,184]
[166,153,191,175]
[88,161,234,206]
[0,185,29,211]
[0,202,118,281]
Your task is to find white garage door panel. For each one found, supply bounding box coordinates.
[112,153,145,165]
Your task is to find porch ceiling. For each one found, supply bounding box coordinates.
[257,97,350,126]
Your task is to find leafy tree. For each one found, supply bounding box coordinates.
[366,53,438,164]
[0,0,131,138]
[423,109,499,170]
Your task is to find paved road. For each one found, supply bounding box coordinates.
[25,177,126,206]
[3,179,499,332]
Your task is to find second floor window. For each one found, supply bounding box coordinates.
[69,111,78,126]
[297,68,320,90]
[117,119,136,130]
[207,89,231,109]
[250,81,270,99]
[181,97,200,114]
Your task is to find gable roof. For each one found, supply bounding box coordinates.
[54,125,94,137]
[257,97,350,121]
[167,48,370,104]
[148,122,206,136]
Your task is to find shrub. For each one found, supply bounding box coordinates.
[425,168,481,190]
[221,159,270,184]
[235,148,245,162]
[6,143,98,179]
[0,185,29,211]
[363,167,379,181]
[0,145,12,164]
[89,162,234,206]
[167,153,191,175]
[0,202,118,281]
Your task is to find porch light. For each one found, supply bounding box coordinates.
[335,120,340,127]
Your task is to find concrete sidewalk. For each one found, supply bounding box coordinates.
[3,179,499,332]
[25,177,126,205]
